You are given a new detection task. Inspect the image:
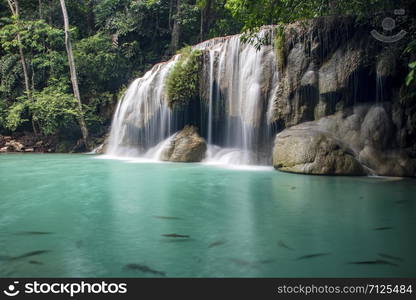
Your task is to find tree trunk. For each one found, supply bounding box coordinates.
[7,0,38,135]
[170,0,181,54]
[38,0,43,18]
[168,0,173,31]
[200,6,203,42]
[200,0,213,42]
[59,0,89,149]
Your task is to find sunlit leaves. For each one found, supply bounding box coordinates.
[30,82,80,135]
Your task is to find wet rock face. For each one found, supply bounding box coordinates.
[273,125,365,176]
[267,16,416,177]
[93,135,109,154]
[160,126,207,162]
[361,106,392,150]
[269,16,379,127]
[273,105,416,177]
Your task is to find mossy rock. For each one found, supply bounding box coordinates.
[165,47,203,109]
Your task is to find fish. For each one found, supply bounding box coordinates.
[349,259,397,267]
[277,240,294,251]
[15,231,53,235]
[208,240,226,248]
[10,250,51,260]
[374,227,393,231]
[290,186,296,190]
[378,253,403,262]
[395,200,408,204]
[161,239,191,243]
[28,260,44,265]
[123,264,166,276]
[161,233,190,238]
[297,253,331,260]
[152,216,182,220]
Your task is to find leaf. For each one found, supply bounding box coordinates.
[405,70,415,87]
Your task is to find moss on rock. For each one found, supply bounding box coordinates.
[165,47,203,109]
[273,26,286,72]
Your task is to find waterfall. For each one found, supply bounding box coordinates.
[107,58,178,157]
[107,28,278,165]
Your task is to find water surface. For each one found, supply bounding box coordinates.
[0,154,415,277]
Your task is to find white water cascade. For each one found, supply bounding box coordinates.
[107,28,279,166]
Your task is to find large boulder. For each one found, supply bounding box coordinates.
[273,124,365,175]
[273,105,416,177]
[160,126,207,162]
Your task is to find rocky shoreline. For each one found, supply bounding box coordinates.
[1,134,47,153]
[0,134,90,154]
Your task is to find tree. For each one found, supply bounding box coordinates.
[59,0,89,149]
[170,0,182,54]
[224,0,397,32]
[6,0,37,134]
[198,0,213,41]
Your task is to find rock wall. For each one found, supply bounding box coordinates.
[269,17,415,177]
[273,105,416,176]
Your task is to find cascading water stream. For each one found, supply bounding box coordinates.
[107,58,178,157]
[106,28,278,166]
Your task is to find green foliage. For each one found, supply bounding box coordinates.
[82,92,115,131]
[165,47,202,108]
[94,0,137,35]
[273,26,285,72]
[405,40,416,86]
[0,54,22,96]
[0,17,67,91]
[30,82,80,135]
[0,97,7,128]
[0,18,64,53]
[0,0,243,139]
[406,62,416,86]
[74,33,129,93]
[203,0,243,39]
[225,0,395,30]
[5,100,28,131]
[225,0,397,45]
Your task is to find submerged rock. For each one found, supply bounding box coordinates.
[273,125,365,175]
[160,126,207,162]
